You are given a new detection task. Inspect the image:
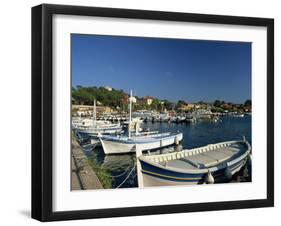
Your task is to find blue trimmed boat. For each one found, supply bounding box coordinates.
[136,139,251,187]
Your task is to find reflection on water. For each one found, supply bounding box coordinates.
[81,115,252,188]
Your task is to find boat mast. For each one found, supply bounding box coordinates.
[128,90,132,138]
[93,99,97,127]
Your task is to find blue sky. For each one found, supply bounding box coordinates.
[71,34,251,103]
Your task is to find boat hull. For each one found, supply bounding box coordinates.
[137,140,251,187]
[90,137,102,146]
[100,133,183,154]
[76,126,122,136]
[140,157,248,186]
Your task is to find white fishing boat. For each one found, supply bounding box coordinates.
[76,123,122,135]
[233,113,245,118]
[100,132,183,154]
[73,100,123,137]
[99,90,183,154]
[123,117,144,125]
[192,109,213,120]
[72,117,93,127]
[136,138,251,187]
[72,117,117,128]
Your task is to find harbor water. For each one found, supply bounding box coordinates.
[82,115,252,189]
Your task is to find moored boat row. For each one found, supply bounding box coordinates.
[72,100,123,137]
[73,91,183,155]
[98,91,183,154]
[72,91,251,188]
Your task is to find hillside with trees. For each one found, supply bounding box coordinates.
[72,86,126,108]
[72,86,175,111]
[72,86,251,113]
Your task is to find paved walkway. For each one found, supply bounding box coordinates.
[71,135,103,190]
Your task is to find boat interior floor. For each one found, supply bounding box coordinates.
[165,144,246,170]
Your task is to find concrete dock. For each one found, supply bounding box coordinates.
[71,135,103,190]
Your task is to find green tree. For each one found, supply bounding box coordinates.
[244,99,252,106]
[162,99,173,111]
[213,100,221,107]
[72,86,127,108]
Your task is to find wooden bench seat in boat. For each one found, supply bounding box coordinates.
[200,149,233,167]
[165,146,239,170]
[219,147,240,155]
[166,159,197,170]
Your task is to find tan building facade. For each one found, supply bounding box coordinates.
[72,104,113,116]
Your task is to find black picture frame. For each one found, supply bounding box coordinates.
[32,4,274,222]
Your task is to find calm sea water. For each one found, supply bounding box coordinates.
[82,115,252,188]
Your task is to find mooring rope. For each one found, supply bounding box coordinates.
[81,140,99,151]
[90,142,99,150]
[115,164,136,189]
[97,164,135,178]
[79,137,137,188]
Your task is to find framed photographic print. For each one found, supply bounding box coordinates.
[32,4,274,221]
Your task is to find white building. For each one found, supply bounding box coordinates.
[130,96,137,103]
[104,86,112,91]
[143,96,154,105]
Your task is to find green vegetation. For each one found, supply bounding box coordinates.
[211,99,252,113]
[133,99,174,111]
[72,85,251,113]
[176,100,186,109]
[72,86,175,111]
[87,156,112,189]
[72,86,126,108]
[162,99,174,110]
[244,99,251,106]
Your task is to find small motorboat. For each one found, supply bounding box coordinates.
[136,138,251,187]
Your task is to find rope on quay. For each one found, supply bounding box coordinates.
[116,164,136,189]
[97,164,135,179]
[81,140,136,186]
[80,137,137,188]
[81,141,99,151]
[90,142,99,150]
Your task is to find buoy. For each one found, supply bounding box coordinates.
[205,170,214,184]
[224,166,232,181]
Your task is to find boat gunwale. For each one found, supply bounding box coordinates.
[74,124,122,130]
[100,132,183,144]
